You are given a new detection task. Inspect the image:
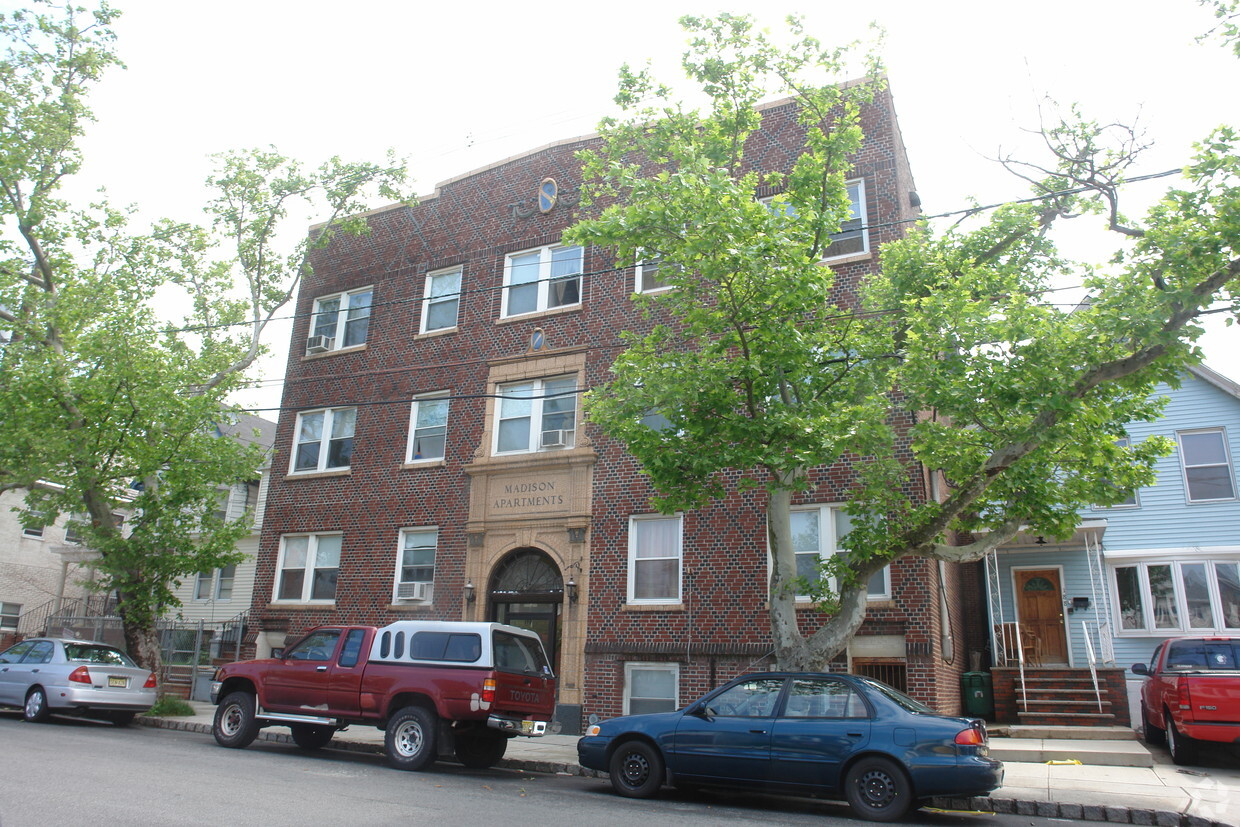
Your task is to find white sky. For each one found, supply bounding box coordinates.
[55,0,1240,411]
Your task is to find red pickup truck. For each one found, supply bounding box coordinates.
[209,620,556,771]
[1132,636,1240,765]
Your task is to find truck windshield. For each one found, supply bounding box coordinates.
[493,631,552,676]
[1165,639,1240,670]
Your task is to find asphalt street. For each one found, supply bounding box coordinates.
[0,711,1070,827]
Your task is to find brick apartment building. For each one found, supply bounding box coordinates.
[250,86,981,733]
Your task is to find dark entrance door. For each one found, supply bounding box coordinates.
[488,549,564,678]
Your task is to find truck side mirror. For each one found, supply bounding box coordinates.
[1131,662,1149,676]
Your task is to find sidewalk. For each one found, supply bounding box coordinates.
[143,702,1238,826]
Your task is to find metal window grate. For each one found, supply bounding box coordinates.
[852,660,907,693]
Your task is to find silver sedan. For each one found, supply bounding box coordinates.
[0,638,156,725]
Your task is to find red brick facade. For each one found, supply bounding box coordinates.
[253,87,973,733]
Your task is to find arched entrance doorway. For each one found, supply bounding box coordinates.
[488,549,564,676]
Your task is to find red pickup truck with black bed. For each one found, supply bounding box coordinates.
[1132,636,1240,765]
[209,620,556,770]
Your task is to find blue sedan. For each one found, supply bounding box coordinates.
[578,672,1002,822]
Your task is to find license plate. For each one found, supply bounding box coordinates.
[108,676,128,688]
[520,720,535,734]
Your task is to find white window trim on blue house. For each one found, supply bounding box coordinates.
[1107,546,1240,636]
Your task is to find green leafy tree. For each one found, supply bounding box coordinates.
[0,2,409,673]
[570,13,1239,670]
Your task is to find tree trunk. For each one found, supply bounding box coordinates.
[767,480,876,672]
[119,602,163,687]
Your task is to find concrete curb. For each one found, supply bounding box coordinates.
[136,715,1234,827]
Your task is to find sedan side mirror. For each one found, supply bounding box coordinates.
[1131,662,1149,676]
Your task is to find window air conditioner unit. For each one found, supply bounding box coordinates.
[540,429,572,449]
[397,581,432,602]
[305,335,333,354]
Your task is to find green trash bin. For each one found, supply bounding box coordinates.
[962,671,994,719]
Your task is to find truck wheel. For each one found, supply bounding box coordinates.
[291,723,335,751]
[1167,716,1197,766]
[213,691,261,749]
[455,730,508,768]
[1141,704,1165,747]
[386,705,437,771]
[608,740,664,798]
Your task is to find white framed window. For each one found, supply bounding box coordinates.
[635,255,675,294]
[823,179,868,259]
[1177,428,1236,502]
[761,179,868,262]
[63,514,88,545]
[501,245,582,318]
[494,376,577,454]
[627,514,682,604]
[195,565,237,601]
[1,602,20,630]
[308,287,373,353]
[420,267,461,332]
[624,662,679,715]
[407,394,449,462]
[394,528,437,603]
[274,533,341,603]
[789,504,890,600]
[291,407,356,473]
[21,512,45,539]
[1113,559,1240,634]
[215,564,236,600]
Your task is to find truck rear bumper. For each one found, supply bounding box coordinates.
[1182,721,1240,744]
[488,714,549,736]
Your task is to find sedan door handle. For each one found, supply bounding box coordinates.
[847,732,864,738]
[749,729,767,734]
[316,666,328,672]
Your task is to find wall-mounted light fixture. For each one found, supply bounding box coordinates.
[566,577,578,604]
[463,580,476,603]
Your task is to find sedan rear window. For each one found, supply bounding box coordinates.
[857,677,935,714]
[64,644,135,666]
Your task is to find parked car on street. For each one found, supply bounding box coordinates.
[1132,636,1240,765]
[578,672,1002,823]
[210,620,556,770]
[0,637,156,725]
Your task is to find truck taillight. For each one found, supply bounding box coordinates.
[143,672,157,689]
[482,678,496,705]
[68,666,91,684]
[1177,677,1193,713]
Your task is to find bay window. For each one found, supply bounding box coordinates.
[1113,559,1240,633]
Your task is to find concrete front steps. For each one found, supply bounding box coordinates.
[988,725,1153,768]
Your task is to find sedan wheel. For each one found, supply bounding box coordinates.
[844,756,913,822]
[23,687,51,723]
[608,740,664,799]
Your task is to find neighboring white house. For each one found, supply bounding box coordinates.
[0,489,107,644]
[165,414,277,625]
[1,414,276,645]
